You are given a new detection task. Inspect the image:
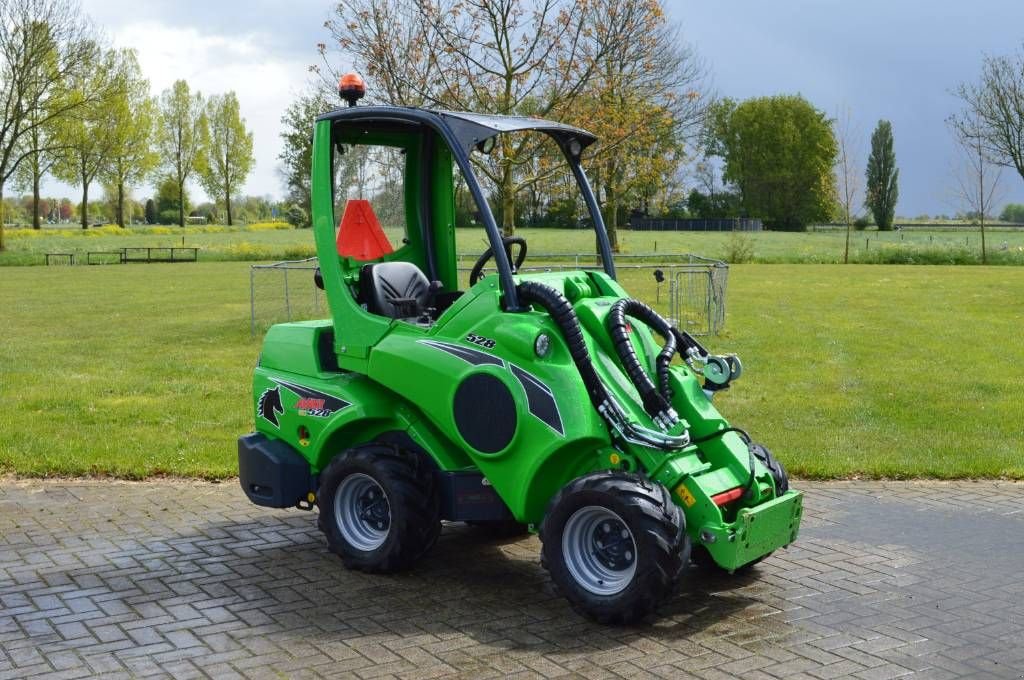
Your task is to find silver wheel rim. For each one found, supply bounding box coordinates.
[334,473,390,551]
[561,505,637,596]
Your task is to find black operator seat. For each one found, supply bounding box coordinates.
[359,261,436,319]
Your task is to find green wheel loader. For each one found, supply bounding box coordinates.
[239,75,802,624]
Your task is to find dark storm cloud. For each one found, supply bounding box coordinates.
[672,0,1024,215]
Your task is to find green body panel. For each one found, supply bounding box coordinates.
[249,113,802,572]
[255,322,472,474]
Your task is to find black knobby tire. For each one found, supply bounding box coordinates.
[750,442,788,494]
[466,519,530,538]
[540,471,688,624]
[317,444,441,573]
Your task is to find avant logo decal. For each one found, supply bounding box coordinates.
[257,386,284,427]
[257,380,351,427]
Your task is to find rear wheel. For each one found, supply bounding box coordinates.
[317,444,440,573]
[540,472,688,624]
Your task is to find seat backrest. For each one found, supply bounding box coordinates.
[359,261,431,319]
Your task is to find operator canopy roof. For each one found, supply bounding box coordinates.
[317,105,598,155]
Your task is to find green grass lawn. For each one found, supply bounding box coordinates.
[3,223,1024,266]
[1,261,1021,479]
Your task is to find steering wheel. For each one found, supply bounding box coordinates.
[469,236,528,286]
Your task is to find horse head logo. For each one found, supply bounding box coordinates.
[257,386,284,427]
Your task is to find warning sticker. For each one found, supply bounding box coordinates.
[676,484,697,508]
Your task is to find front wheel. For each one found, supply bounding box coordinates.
[317,444,440,573]
[540,472,688,624]
[750,442,788,495]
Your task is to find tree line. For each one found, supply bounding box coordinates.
[0,0,256,252]
[281,0,708,251]
[279,0,1024,261]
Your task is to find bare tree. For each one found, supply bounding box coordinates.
[0,0,105,249]
[948,112,1004,264]
[321,0,443,106]
[953,46,1024,187]
[324,1,705,238]
[575,0,708,249]
[834,106,862,263]
[326,0,606,235]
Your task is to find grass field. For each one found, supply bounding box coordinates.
[2,262,1021,479]
[3,223,1024,266]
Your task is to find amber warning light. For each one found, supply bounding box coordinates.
[339,72,366,107]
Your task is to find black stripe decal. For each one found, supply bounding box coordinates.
[510,364,564,436]
[418,340,505,367]
[274,379,351,412]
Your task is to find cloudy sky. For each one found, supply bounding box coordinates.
[51,0,1024,216]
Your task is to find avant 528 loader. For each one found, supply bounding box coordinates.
[239,74,802,623]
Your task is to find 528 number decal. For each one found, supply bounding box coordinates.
[466,333,496,349]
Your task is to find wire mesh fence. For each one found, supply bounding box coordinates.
[250,257,324,336]
[250,253,728,337]
[667,258,729,336]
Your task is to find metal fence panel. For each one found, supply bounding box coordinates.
[631,218,762,232]
[667,262,728,336]
[251,253,728,337]
[250,257,323,336]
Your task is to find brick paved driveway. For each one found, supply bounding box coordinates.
[1,480,1022,679]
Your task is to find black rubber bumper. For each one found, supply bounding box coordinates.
[238,433,314,508]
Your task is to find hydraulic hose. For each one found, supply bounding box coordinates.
[669,326,707,360]
[516,281,690,450]
[516,281,610,412]
[606,299,677,419]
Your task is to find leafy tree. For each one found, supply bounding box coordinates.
[278,91,328,223]
[568,0,706,251]
[102,49,158,227]
[708,95,838,231]
[1000,203,1024,223]
[285,205,307,228]
[199,92,254,226]
[193,201,219,223]
[53,48,122,229]
[0,0,106,249]
[157,80,206,227]
[154,175,189,221]
[144,198,157,224]
[865,120,899,231]
[13,22,63,230]
[234,195,274,223]
[685,188,742,219]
